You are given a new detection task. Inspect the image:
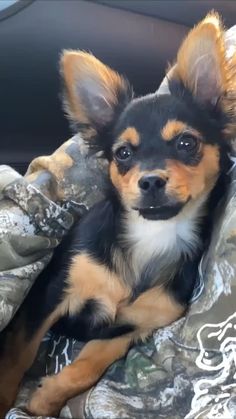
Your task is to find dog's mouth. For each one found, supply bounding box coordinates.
[133,204,183,220]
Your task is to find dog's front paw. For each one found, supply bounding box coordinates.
[27,376,65,417]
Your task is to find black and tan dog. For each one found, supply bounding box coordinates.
[0,13,235,416]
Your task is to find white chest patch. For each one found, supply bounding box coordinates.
[125,199,205,277]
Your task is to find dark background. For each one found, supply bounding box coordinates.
[0,0,235,174]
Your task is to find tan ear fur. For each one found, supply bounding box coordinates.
[174,13,227,103]
[220,50,236,138]
[60,51,130,132]
[170,12,236,138]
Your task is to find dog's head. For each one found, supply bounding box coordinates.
[61,13,235,221]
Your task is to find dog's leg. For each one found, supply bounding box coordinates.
[27,287,184,417]
[2,251,128,417]
[117,286,185,335]
[27,334,132,416]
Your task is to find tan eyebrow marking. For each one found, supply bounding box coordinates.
[118,127,140,146]
[161,119,203,142]
[161,120,189,141]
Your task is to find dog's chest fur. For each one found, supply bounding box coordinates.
[116,201,204,289]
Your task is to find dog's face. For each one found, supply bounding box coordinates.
[109,94,221,220]
[61,13,235,220]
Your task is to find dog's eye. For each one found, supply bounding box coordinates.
[176,135,199,153]
[115,145,133,161]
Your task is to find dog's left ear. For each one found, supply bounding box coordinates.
[170,12,236,138]
[60,51,132,140]
[172,13,227,106]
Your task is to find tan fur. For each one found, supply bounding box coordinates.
[110,163,141,208]
[173,13,227,96]
[166,144,220,202]
[110,162,169,209]
[27,335,132,416]
[61,50,127,126]
[2,14,232,418]
[221,49,236,138]
[161,120,188,141]
[60,253,130,319]
[27,286,184,416]
[1,254,183,418]
[118,285,184,339]
[161,120,202,142]
[118,127,140,146]
[170,12,236,138]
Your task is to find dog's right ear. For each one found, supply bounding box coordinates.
[60,51,133,141]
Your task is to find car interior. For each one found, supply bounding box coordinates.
[1,2,236,418]
[1,0,235,174]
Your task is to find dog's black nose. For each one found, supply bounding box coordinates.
[138,175,166,191]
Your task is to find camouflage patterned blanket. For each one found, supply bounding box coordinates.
[1,26,236,419]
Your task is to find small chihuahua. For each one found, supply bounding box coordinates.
[0,13,235,417]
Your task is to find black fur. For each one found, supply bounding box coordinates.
[4,165,228,346]
[1,70,231,349]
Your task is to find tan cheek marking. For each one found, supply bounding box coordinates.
[118,127,140,146]
[166,161,192,202]
[166,144,220,201]
[110,163,171,207]
[190,144,219,197]
[110,162,142,207]
[109,161,121,190]
[61,253,130,319]
[200,144,220,187]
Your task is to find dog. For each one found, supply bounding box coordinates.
[0,13,235,417]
